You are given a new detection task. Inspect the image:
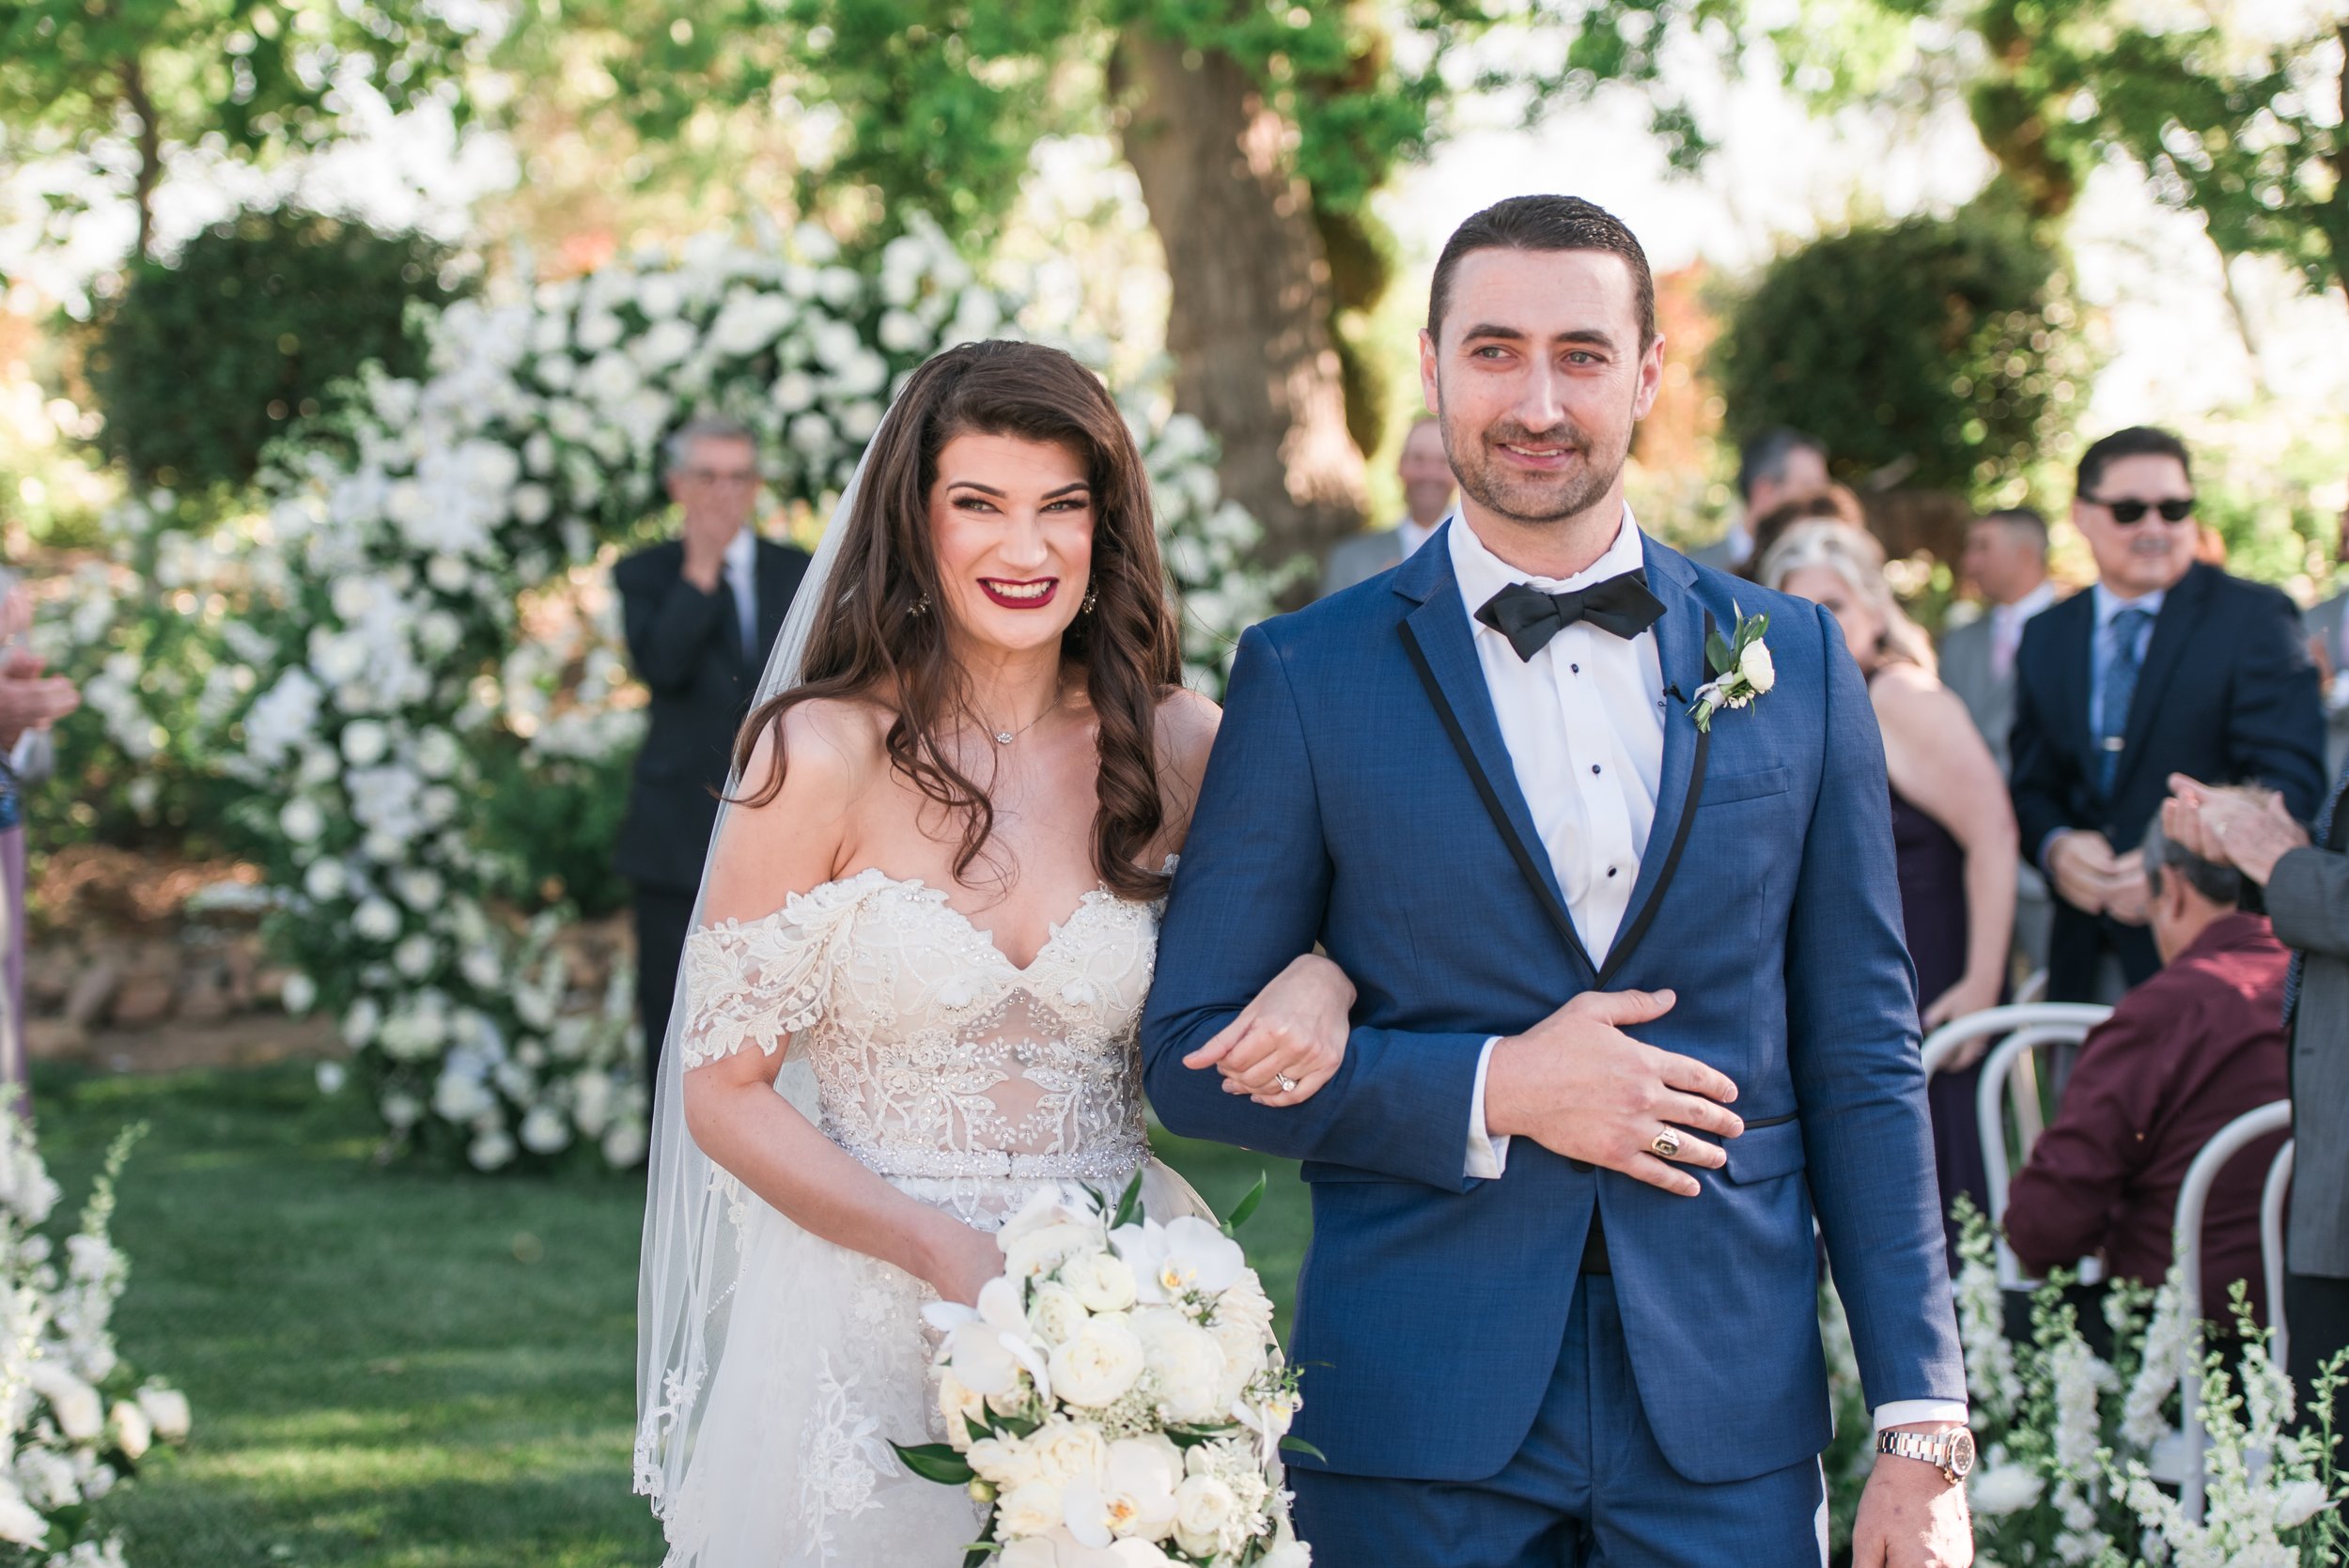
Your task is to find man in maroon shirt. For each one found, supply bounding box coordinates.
[2006,800,2290,1324]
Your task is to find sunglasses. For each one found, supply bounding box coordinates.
[2084,494,2195,525]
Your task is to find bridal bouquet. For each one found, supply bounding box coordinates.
[894,1176,1310,1568]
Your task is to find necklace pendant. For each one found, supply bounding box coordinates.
[994,731,1014,746]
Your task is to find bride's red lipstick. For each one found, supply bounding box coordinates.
[979,578,1059,610]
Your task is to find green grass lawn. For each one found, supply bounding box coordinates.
[28,1063,1309,1568]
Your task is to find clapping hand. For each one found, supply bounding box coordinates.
[2164,774,2308,887]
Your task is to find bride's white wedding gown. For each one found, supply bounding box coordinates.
[636,866,1206,1567]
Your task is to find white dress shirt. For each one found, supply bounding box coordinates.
[1450,511,1967,1435]
[1986,581,2057,682]
[723,525,759,658]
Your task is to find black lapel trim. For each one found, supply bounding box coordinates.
[1595,612,1715,988]
[1399,620,1596,977]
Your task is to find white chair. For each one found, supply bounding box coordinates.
[2014,969,2050,1005]
[1922,1004,2112,1288]
[2174,1098,2294,1522]
[2263,1141,2295,1374]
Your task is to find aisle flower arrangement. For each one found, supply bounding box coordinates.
[44,221,1276,1172]
[0,1115,191,1566]
[894,1177,1309,1568]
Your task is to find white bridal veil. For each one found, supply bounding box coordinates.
[631,401,886,1519]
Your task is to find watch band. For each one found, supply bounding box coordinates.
[1875,1427,1971,1482]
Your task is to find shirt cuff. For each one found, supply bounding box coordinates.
[1873,1399,1969,1434]
[1465,1037,1512,1180]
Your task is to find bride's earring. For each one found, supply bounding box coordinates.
[1081,590,1098,614]
[909,594,930,617]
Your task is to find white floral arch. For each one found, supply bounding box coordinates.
[71,221,1277,1171]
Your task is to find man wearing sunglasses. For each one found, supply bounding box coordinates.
[614,416,813,1090]
[2010,426,2326,1006]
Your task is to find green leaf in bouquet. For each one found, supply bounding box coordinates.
[1280,1436,1328,1462]
[1705,630,1736,674]
[1740,612,1769,646]
[962,1544,1001,1567]
[1164,1423,1231,1448]
[1221,1172,1268,1237]
[992,1412,1040,1439]
[890,1441,975,1485]
[963,1411,994,1446]
[1111,1169,1147,1231]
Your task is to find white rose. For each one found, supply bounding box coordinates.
[353,897,402,942]
[1049,1316,1146,1408]
[340,720,389,768]
[1739,639,1776,693]
[1208,1318,1268,1406]
[28,1363,103,1441]
[109,1400,153,1460]
[1028,1282,1090,1346]
[937,1372,987,1451]
[966,1434,1042,1488]
[279,798,326,844]
[1062,1250,1139,1314]
[1005,1221,1101,1283]
[1028,1417,1111,1490]
[1211,1269,1275,1336]
[1137,1318,1226,1423]
[1171,1473,1238,1558]
[281,972,319,1017]
[996,1480,1066,1539]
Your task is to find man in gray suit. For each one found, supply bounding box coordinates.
[1941,508,2061,975]
[2304,494,2349,777]
[1319,416,1454,598]
[2166,770,2349,1428]
[1689,427,1829,572]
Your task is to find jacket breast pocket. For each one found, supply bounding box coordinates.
[1700,766,1793,809]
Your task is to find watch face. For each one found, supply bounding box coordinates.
[1947,1428,1977,1479]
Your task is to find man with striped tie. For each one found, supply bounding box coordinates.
[2009,427,2324,1005]
[2164,768,2349,1432]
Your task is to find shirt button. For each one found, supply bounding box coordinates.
[1607,866,1619,877]
[1570,663,1580,674]
[1591,764,1602,775]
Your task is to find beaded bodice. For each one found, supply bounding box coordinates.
[678,868,1160,1187]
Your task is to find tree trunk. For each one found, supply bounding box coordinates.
[118,55,162,261]
[1110,29,1367,582]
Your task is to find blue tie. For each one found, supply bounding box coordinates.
[2096,607,2154,793]
[2284,769,2349,1031]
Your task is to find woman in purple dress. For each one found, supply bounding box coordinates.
[1762,520,2019,1264]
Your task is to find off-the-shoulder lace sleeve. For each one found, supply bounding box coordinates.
[677,874,879,1069]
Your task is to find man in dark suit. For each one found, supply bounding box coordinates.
[614,417,812,1081]
[2010,426,2325,1005]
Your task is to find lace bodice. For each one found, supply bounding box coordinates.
[679,868,1162,1187]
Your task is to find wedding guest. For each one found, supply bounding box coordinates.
[1942,507,2061,973]
[1319,416,1455,597]
[0,585,77,1109]
[2011,427,2325,1005]
[1762,520,2017,1261]
[2166,769,2349,1427]
[2303,491,2349,776]
[1691,426,1829,571]
[614,418,812,1086]
[1741,483,1866,582]
[2003,802,2289,1326]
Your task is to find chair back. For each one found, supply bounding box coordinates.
[2174,1098,2293,1523]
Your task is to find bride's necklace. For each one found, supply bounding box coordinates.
[984,682,1064,747]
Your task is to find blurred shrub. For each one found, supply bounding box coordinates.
[85,208,469,493]
[1712,201,2088,512]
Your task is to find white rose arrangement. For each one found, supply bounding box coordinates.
[896,1175,1310,1568]
[1688,605,1773,734]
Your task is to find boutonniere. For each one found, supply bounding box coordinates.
[1689,605,1774,734]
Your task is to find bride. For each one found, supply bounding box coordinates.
[635,340,1352,1566]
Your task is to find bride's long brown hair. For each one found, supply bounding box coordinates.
[732,341,1184,901]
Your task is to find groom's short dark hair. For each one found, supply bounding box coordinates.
[1427,195,1657,350]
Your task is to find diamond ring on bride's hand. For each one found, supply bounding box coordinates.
[1275,1073,1298,1094]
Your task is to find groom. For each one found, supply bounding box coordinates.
[1141,196,1971,1566]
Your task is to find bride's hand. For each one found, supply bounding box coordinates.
[920,1217,1006,1307]
[1182,953,1355,1107]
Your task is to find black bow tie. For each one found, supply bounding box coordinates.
[1475,572,1666,661]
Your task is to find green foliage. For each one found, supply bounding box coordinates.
[1712,201,2087,508]
[86,208,469,493]
[0,0,489,256]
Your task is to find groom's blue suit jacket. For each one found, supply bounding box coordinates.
[1141,525,1967,1486]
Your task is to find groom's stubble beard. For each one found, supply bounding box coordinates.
[1436,380,1640,532]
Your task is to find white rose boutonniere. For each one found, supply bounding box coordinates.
[1689,605,1773,734]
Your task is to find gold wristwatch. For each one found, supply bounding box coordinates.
[1875,1426,1976,1484]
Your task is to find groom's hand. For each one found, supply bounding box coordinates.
[1853,1428,1973,1568]
[1483,989,1743,1197]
